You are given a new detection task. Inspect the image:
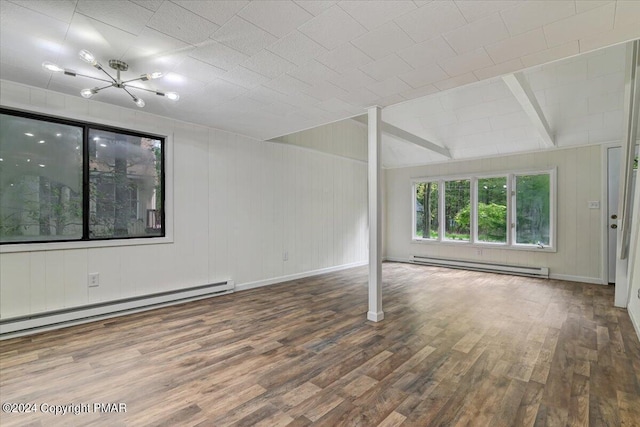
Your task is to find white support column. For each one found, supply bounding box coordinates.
[367,106,384,322]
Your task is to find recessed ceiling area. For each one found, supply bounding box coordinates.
[1,0,639,146]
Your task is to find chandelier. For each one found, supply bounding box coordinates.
[42,50,179,108]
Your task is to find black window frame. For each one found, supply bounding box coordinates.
[0,107,166,245]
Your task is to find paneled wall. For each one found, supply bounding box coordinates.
[0,81,368,319]
[385,146,604,283]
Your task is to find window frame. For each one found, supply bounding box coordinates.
[411,168,556,252]
[0,107,168,249]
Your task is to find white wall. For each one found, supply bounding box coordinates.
[627,163,640,339]
[0,81,368,319]
[385,145,603,283]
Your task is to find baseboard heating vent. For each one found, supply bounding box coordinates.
[411,256,549,279]
[0,280,234,339]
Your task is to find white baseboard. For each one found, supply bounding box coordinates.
[367,311,385,322]
[549,274,605,285]
[383,257,410,263]
[629,309,640,343]
[235,261,368,292]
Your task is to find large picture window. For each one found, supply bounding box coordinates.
[412,169,554,250]
[0,109,164,244]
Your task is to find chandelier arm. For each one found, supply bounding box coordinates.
[94,83,116,92]
[95,64,118,83]
[73,73,114,84]
[123,84,159,95]
[121,87,139,101]
[121,76,146,84]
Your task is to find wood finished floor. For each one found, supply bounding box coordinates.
[1,262,639,427]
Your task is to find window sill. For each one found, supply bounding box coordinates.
[411,238,556,253]
[0,236,173,254]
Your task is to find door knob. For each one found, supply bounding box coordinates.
[611,224,618,229]
[611,214,617,219]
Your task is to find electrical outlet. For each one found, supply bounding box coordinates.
[88,273,99,288]
[283,251,288,261]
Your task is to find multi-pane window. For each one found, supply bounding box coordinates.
[0,109,164,244]
[415,182,438,239]
[413,170,554,249]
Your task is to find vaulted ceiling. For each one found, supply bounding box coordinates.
[1,1,639,167]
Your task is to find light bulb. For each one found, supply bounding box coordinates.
[165,92,179,101]
[134,97,145,108]
[78,49,96,65]
[149,71,163,79]
[80,88,95,98]
[42,62,64,73]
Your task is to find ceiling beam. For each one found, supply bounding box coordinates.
[351,115,451,158]
[502,72,555,148]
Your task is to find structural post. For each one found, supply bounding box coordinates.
[367,106,384,322]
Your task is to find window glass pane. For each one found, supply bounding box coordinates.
[476,177,507,243]
[0,113,83,243]
[415,182,438,239]
[89,129,162,238]
[515,174,550,245]
[444,179,470,241]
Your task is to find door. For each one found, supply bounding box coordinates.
[608,147,621,284]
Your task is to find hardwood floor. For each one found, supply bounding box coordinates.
[1,262,639,426]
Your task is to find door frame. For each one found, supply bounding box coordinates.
[601,142,622,286]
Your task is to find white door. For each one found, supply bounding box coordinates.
[608,147,621,284]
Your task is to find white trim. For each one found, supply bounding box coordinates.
[549,273,605,285]
[384,256,410,263]
[235,261,368,292]
[367,311,385,322]
[602,142,621,285]
[629,307,640,343]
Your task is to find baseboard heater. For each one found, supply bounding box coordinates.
[411,255,549,278]
[0,280,234,339]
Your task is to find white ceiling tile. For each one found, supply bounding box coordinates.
[576,1,613,14]
[1,1,68,49]
[201,78,247,102]
[433,72,478,91]
[614,0,640,29]
[189,41,249,71]
[221,66,271,89]
[238,1,312,38]
[438,48,494,77]
[64,13,137,61]
[172,0,249,26]
[328,69,377,90]
[264,73,312,95]
[418,111,459,129]
[398,64,448,88]
[602,110,623,130]
[212,17,278,56]
[397,36,457,70]
[130,0,163,12]
[578,20,640,53]
[1,61,52,89]
[500,1,575,36]
[351,22,414,60]
[489,111,532,131]
[366,76,412,97]
[267,31,327,66]
[520,41,579,68]
[454,1,517,23]
[393,1,466,43]
[360,54,412,81]
[401,84,439,101]
[587,46,625,79]
[298,5,367,50]
[288,60,339,85]
[242,50,297,79]
[299,81,347,101]
[587,91,623,114]
[336,86,379,106]
[337,1,416,30]
[443,13,510,54]
[147,1,220,44]
[316,97,359,114]
[473,57,523,80]
[316,43,373,73]
[485,28,547,64]
[172,57,226,83]
[544,2,615,47]
[122,26,192,66]
[9,0,77,23]
[455,97,521,122]
[76,0,152,36]
[294,1,337,16]
[375,93,407,107]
